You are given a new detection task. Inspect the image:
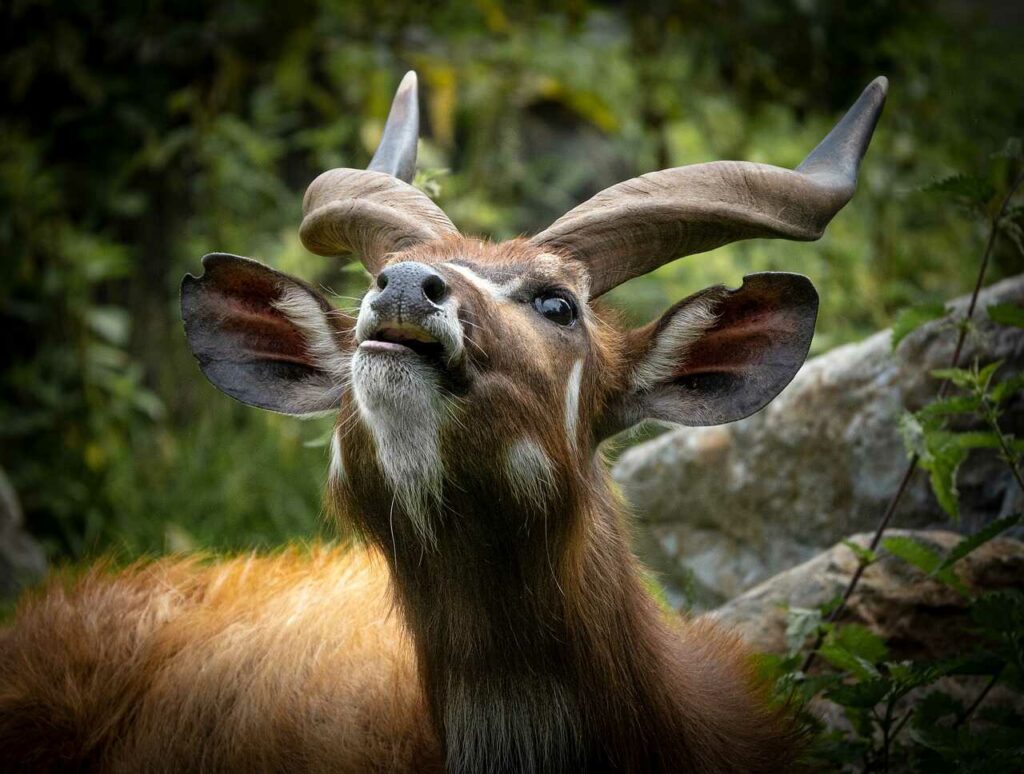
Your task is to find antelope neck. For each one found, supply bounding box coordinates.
[382,470,689,773]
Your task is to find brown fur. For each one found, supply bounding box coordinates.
[0,547,440,772]
[1,238,804,772]
[0,544,797,773]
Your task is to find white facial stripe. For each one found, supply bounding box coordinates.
[564,359,584,449]
[504,439,556,509]
[632,296,720,392]
[443,263,522,300]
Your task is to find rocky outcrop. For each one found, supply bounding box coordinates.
[615,275,1024,607]
[711,530,1024,659]
[711,530,1024,736]
[0,468,47,601]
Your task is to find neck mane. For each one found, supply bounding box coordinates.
[345,460,798,773]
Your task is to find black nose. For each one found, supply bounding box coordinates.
[372,262,449,319]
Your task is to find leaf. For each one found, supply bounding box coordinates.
[971,590,1024,638]
[911,690,964,751]
[991,373,1024,404]
[825,677,890,709]
[977,359,1004,390]
[950,430,1003,451]
[930,367,976,389]
[925,444,968,520]
[831,624,889,663]
[938,513,1022,572]
[918,173,995,206]
[916,395,982,420]
[891,302,947,349]
[86,306,131,346]
[842,539,878,566]
[988,303,1024,328]
[785,606,823,656]
[899,412,990,520]
[819,624,888,680]
[898,412,929,458]
[819,645,879,681]
[886,660,949,691]
[992,136,1023,161]
[883,536,943,574]
[819,594,844,617]
[885,535,968,594]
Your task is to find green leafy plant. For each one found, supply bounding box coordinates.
[782,147,1024,772]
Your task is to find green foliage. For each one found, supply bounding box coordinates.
[939,514,1022,573]
[919,174,996,213]
[786,144,1024,772]
[891,302,948,350]
[1,5,1023,770]
[785,606,824,656]
[899,359,1024,520]
[842,540,878,564]
[820,624,889,681]
[3,1,1023,561]
[987,303,1024,328]
[881,535,967,594]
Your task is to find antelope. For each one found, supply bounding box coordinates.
[0,72,887,773]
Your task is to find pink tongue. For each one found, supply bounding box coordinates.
[360,340,411,353]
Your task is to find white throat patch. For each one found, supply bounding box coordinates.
[351,353,447,547]
[504,439,557,510]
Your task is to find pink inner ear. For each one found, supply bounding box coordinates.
[672,284,809,379]
[191,256,324,368]
[213,294,317,367]
[183,252,349,415]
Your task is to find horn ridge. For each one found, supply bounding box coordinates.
[530,77,888,298]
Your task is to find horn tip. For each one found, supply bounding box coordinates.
[398,70,418,94]
[865,75,889,105]
[794,75,889,179]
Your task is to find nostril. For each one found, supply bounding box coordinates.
[422,273,448,305]
[376,272,389,291]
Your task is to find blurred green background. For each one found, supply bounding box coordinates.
[2,0,1022,562]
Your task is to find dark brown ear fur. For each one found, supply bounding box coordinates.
[181,253,349,415]
[604,272,817,434]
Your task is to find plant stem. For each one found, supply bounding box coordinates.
[889,710,912,746]
[802,169,1024,672]
[954,665,1004,728]
[980,396,1024,494]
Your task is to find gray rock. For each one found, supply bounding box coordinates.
[711,530,1024,658]
[615,275,1024,607]
[0,468,47,600]
[710,531,1024,736]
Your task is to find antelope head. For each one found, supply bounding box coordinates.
[182,70,887,568]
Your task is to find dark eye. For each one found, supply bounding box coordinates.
[532,292,577,326]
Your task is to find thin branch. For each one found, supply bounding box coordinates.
[954,665,1004,728]
[802,169,1024,672]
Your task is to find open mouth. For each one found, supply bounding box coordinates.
[360,323,447,362]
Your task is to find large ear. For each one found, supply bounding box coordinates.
[181,253,350,415]
[603,273,817,435]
